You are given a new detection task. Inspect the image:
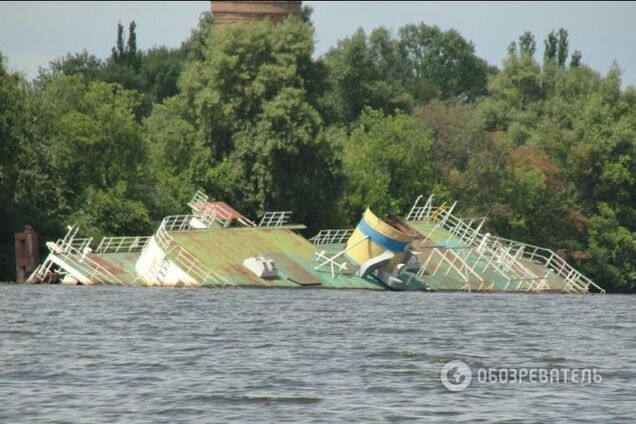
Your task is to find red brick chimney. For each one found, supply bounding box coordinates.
[210,1,302,25]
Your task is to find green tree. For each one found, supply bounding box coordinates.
[41,51,103,81]
[557,28,569,67]
[0,55,28,237]
[586,204,635,291]
[110,20,140,67]
[411,99,485,176]
[230,88,344,227]
[127,21,139,63]
[148,17,344,228]
[443,131,580,248]
[102,20,147,116]
[42,21,187,114]
[19,74,154,239]
[544,30,558,64]
[468,36,635,289]
[138,47,184,104]
[321,28,412,124]
[570,50,582,68]
[180,12,214,63]
[113,22,126,63]
[398,23,492,101]
[343,108,435,220]
[518,31,536,56]
[484,50,542,113]
[143,95,204,217]
[507,41,517,56]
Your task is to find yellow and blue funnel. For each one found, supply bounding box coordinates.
[346,208,417,272]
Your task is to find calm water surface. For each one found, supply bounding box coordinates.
[0,285,634,423]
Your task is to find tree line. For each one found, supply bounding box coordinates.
[0,11,633,290]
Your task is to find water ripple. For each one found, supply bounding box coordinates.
[0,286,634,423]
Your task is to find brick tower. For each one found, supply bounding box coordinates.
[210,1,302,25]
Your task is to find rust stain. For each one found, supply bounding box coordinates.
[268,253,321,286]
[89,253,123,274]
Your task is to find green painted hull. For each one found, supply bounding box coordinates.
[169,227,387,289]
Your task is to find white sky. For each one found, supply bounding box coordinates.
[0,1,634,86]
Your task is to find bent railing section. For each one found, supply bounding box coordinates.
[405,195,604,294]
[144,215,235,288]
[259,211,292,227]
[96,236,151,253]
[43,236,125,285]
[52,238,126,285]
[309,229,354,245]
[482,235,605,294]
[188,190,257,228]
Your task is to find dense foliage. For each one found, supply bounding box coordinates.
[0,14,633,290]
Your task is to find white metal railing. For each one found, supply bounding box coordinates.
[96,236,151,253]
[259,211,292,227]
[53,238,125,285]
[146,216,235,288]
[415,246,484,284]
[309,229,354,245]
[314,236,368,278]
[44,227,126,285]
[444,215,487,246]
[187,189,256,228]
[407,199,530,289]
[406,194,434,221]
[162,215,199,231]
[434,213,553,292]
[472,234,561,292]
[188,190,227,227]
[480,238,549,292]
[188,189,209,209]
[481,235,605,294]
[415,205,486,246]
[405,195,604,294]
[68,237,93,252]
[27,257,55,283]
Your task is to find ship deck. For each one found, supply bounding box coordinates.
[88,252,140,284]
[28,192,602,294]
[407,222,568,292]
[168,227,385,289]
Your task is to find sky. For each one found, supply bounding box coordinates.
[0,1,634,86]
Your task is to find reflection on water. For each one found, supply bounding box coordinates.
[0,285,634,423]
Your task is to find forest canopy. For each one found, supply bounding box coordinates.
[0,13,634,290]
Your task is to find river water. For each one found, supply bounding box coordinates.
[0,285,634,423]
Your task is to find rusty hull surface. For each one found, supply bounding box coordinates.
[89,252,140,284]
